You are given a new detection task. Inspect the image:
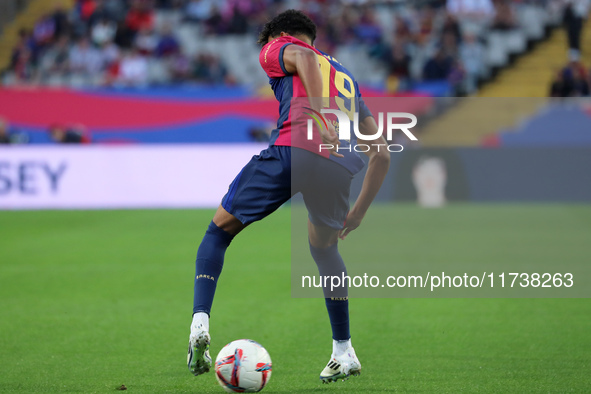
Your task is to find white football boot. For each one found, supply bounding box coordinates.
[187,314,212,376]
[320,345,362,383]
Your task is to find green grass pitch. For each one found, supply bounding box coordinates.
[1,205,590,393]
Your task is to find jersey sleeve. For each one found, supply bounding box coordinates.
[356,82,373,120]
[259,37,293,78]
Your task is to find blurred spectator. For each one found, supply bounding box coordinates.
[88,0,117,26]
[566,65,590,97]
[78,0,98,22]
[550,69,568,97]
[226,5,249,34]
[562,0,590,60]
[125,0,155,36]
[155,0,183,10]
[441,31,459,58]
[13,47,36,83]
[442,14,462,44]
[117,49,149,86]
[51,5,71,38]
[203,5,224,35]
[0,119,10,144]
[417,6,436,45]
[354,6,382,45]
[169,53,192,82]
[447,0,495,20]
[102,0,128,21]
[114,20,135,48]
[10,30,37,71]
[184,0,216,23]
[193,53,232,84]
[104,55,121,85]
[460,33,484,93]
[385,42,412,91]
[156,24,180,57]
[491,0,516,31]
[393,14,413,43]
[33,14,56,48]
[388,43,412,79]
[549,60,591,97]
[135,27,159,55]
[91,18,117,46]
[100,38,121,67]
[40,36,71,79]
[69,36,104,76]
[448,59,466,94]
[0,118,29,144]
[49,123,88,143]
[423,48,453,80]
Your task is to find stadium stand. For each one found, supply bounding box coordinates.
[0,0,75,73]
[0,0,589,146]
[417,2,591,147]
[0,0,570,92]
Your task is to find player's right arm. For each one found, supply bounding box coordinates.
[282,45,323,111]
[282,45,342,157]
[339,115,390,240]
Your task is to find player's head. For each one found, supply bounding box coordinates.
[257,9,317,47]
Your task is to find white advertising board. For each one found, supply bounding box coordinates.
[0,144,267,209]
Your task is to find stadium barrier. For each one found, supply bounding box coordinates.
[0,144,266,209]
[1,145,590,210]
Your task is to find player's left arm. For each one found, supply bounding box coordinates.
[339,114,390,240]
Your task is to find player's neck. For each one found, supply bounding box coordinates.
[280,33,313,46]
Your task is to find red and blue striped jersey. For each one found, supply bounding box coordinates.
[259,36,371,174]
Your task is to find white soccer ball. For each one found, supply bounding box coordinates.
[214,339,272,393]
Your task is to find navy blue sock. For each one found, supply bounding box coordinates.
[193,221,234,315]
[310,242,350,341]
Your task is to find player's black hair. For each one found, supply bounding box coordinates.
[257,9,317,47]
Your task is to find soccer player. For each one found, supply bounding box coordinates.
[188,9,390,383]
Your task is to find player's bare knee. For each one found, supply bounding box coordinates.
[310,235,338,249]
[308,232,339,249]
[308,221,339,249]
[213,205,245,236]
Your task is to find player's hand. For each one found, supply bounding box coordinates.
[321,121,344,158]
[339,209,364,240]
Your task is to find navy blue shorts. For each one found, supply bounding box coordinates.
[221,146,353,229]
